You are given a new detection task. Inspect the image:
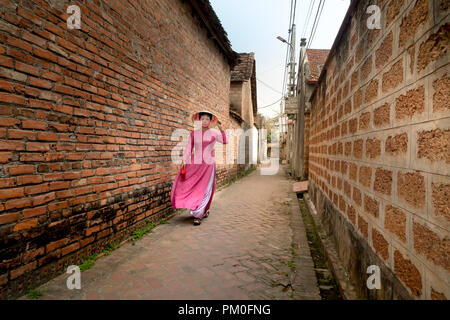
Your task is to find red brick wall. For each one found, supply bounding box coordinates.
[309,0,449,299]
[0,0,240,299]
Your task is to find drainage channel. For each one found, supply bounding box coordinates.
[297,194,343,300]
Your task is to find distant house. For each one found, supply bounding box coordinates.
[229,52,259,169]
[286,42,330,180]
[230,52,258,129]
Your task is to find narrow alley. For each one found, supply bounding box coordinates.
[19,165,321,300]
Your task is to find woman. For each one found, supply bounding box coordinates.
[170,110,228,225]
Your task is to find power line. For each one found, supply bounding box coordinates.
[259,62,284,75]
[298,0,325,70]
[259,97,283,109]
[301,0,315,39]
[281,0,298,105]
[280,0,294,105]
[307,0,325,49]
[256,78,283,94]
[292,0,298,28]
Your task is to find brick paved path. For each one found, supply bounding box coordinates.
[20,164,320,300]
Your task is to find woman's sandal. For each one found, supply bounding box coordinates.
[204,210,210,218]
[193,218,201,225]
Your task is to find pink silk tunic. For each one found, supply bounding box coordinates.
[171,128,228,212]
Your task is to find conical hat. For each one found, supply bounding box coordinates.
[191,110,218,124]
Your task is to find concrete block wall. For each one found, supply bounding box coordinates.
[0,0,242,299]
[308,0,449,299]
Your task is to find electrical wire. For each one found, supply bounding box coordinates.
[256,78,283,94]
[307,0,325,49]
[259,97,283,109]
[301,0,315,39]
[260,0,293,116]
[298,0,325,69]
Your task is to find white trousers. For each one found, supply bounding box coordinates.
[189,165,215,219]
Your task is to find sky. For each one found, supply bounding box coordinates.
[210,0,351,119]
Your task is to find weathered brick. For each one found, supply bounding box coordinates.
[0,187,24,200]
[417,129,449,163]
[366,138,381,159]
[344,180,352,198]
[0,92,27,105]
[385,133,408,155]
[341,121,348,136]
[364,195,379,218]
[431,183,450,221]
[22,247,45,264]
[359,166,372,188]
[397,171,426,208]
[355,42,364,64]
[349,163,357,182]
[46,238,67,253]
[0,212,20,225]
[365,79,378,104]
[373,103,390,127]
[8,164,35,176]
[372,228,389,260]
[61,242,80,256]
[359,112,370,131]
[431,288,447,300]
[344,99,351,115]
[408,45,415,74]
[21,120,46,130]
[349,118,357,134]
[4,198,31,211]
[23,205,46,219]
[353,187,362,207]
[385,205,407,243]
[386,0,405,27]
[394,250,422,297]
[375,31,393,70]
[347,205,356,225]
[353,89,362,110]
[341,160,348,175]
[13,219,38,232]
[413,221,450,271]
[351,70,358,91]
[345,141,352,156]
[354,139,363,159]
[374,168,392,195]
[361,56,372,80]
[339,195,346,212]
[417,23,449,72]
[358,215,368,238]
[10,261,36,280]
[0,117,20,128]
[395,86,425,120]
[432,75,450,112]
[399,0,429,48]
[382,60,403,92]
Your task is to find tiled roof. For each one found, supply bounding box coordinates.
[231,52,255,81]
[188,0,239,67]
[306,49,330,83]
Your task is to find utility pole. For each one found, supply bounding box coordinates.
[277,24,297,163]
[287,24,296,98]
[294,37,307,180]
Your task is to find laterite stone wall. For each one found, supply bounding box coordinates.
[308,0,449,299]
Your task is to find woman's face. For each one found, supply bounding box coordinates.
[200,114,211,128]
